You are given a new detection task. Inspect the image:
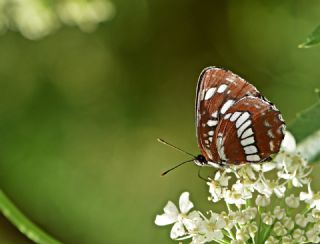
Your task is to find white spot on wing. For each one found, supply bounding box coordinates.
[271,104,279,111]
[237,120,252,137]
[246,154,261,162]
[219,146,227,161]
[270,141,275,151]
[278,114,284,122]
[220,100,235,114]
[208,130,214,136]
[241,128,253,139]
[244,145,258,154]
[217,84,228,93]
[207,120,218,126]
[212,111,218,118]
[236,112,250,128]
[230,112,241,122]
[224,113,232,120]
[241,136,255,146]
[280,124,286,134]
[264,120,271,128]
[268,129,275,139]
[226,76,235,83]
[204,87,216,100]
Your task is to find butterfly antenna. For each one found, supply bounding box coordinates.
[161,159,194,176]
[157,138,196,158]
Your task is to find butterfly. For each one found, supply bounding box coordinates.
[194,67,285,166]
[159,67,286,175]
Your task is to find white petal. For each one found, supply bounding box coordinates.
[281,131,296,152]
[207,230,224,241]
[170,222,186,239]
[262,162,276,172]
[155,213,177,226]
[179,192,194,214]
[300,192,312,201]
[164,201,179,215]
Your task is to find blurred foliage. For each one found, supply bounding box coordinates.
[289,98,320,162]
[0,0,115,39]
[289,97,320,144]
[0,0,319,244]
[299,24,320,48]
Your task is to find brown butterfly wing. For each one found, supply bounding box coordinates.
[214,96,285,164]
[195,67,260,162]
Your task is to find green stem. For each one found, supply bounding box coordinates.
[256,206,265,244]
[0,190,60,244]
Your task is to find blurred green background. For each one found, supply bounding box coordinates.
[0,0,319,243]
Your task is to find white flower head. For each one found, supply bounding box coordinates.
[155,192,195,239]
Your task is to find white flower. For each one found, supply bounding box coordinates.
[292,229,306,242]
[215,170,231,186]
[231,241,245,244]
[281,131,296,153]
[277,154,311,187]
[246,222,258,237]
[224,189,246,205]
[242,207,257,221]
[300,183,320,210]
[265,236,279,244]
[155,134,320,244]
[306,226,320,243]
[254,176,286,198]
[282,235,293,244]
[273,221,287,236]
[261,212,274,225]
[237,165,257,180]
[285,194,300,208]
[273,206,285,220]
[229,211,247,225]
[155,192,195,239]
[255,195,270,207]
[197,212,226,242]
[236,227,250,241]
[295,213,308,227]
[282,217,294,231]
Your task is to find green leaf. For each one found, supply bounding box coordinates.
[299,24,320,48]
[288,98,320,162]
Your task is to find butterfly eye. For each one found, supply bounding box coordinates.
[195,67,285,165]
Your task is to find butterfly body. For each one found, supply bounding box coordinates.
[195,67,285,165]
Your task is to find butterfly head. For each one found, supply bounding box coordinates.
[194,154,207,166]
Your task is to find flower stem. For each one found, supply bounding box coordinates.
[0,190,60,244]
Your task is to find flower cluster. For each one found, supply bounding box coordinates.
[155,133,320,243]
[0,0,115,40]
